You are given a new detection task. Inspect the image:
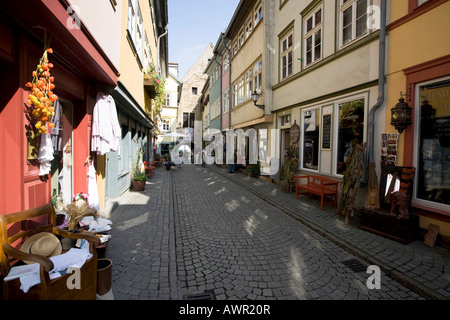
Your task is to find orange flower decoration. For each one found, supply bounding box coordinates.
[25,48,58,135]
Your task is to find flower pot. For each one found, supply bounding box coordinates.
[132,180,146,191]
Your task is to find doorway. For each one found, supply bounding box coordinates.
[50,99,73,207]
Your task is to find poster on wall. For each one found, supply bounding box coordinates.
[381,133,398,166]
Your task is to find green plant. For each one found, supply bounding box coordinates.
[145,63,166,119]
[131,149,147,181]
[245,162,261,178]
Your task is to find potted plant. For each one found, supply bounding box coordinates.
[132,171,147,191]
[131,151,147,191]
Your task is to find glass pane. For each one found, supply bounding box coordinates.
[315,9,322,25]
[307,17,313,32]
[303,109,320,170]
[314,31,321,60]
[417,81,450,206]
[337,99,365,174]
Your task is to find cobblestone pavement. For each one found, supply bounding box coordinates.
[105,164,450,300]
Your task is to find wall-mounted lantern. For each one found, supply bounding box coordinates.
[251,91,265,110]
[390,92,412,133]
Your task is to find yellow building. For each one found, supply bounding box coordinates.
[386,0,450,240]
[98,0,168,208]
[225,0,275,173]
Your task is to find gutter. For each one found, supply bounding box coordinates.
[157,25,169,77]
[366,0,387,181]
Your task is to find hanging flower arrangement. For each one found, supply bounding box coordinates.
[25,48,58,135]
[145,63,166,118]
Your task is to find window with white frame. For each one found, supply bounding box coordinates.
[238,28,245,49]
[165,93,171,107]
[245,69,253,101]
[223,51,230,72]
[238,76,245,104]
[280,30,294,80]
[161,118,170,131]
[232,38,238,57]
[232,83,238,108]
[223,89,230,114]
[245,15,253,39]
[253,59,262,93]
[127,0,144,65]
[135,5,143,59]
[211,98,221,119]
[304,6,322,66]
[255,1,263,27]
[340,0,368,47]
[127,0,136,40]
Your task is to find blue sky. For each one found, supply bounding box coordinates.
[167,0,240,79]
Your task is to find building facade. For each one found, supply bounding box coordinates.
[0,0,168,215]
[225,0,276,173]
[272,0,382,180]
[0,0,120,214]
[177,43,214,142]
[386,0,450,238]
[157,62,182,156]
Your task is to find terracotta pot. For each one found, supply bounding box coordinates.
[132,180,146,191]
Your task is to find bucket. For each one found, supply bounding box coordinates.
[97,258,112,296]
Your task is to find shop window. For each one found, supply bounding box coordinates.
[302,109,320,170]
[415,79,450,209]
[336,98,365,174]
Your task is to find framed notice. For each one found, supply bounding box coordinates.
[321,114,332,150]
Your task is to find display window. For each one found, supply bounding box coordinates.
[414,78,450,212]
[336,98,365,175]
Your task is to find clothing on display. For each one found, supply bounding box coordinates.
[91,92,121,155]
[38,133,54,176]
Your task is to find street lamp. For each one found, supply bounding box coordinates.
[252,91,264,110]
[390,92,412,133]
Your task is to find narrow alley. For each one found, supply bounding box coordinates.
[106,165,449,301]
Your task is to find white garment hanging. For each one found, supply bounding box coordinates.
[38,133,54,176]
[91,92,121,155]
[87,163,99,211]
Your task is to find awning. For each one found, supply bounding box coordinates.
[110,81,154,129]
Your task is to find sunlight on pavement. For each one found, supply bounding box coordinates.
[116,212,149,231]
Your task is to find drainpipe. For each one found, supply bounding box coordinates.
[366,0,387,182]
[157,25,169,77]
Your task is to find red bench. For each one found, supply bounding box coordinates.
[295,175,339,210]
[143,161,156,178]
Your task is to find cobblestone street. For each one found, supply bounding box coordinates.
[106,165,450,300]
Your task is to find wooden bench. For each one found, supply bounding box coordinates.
[295,175,339,210]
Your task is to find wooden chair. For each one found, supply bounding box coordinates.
[0,203,100,300]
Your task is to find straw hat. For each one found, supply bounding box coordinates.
[20,232,62,264]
